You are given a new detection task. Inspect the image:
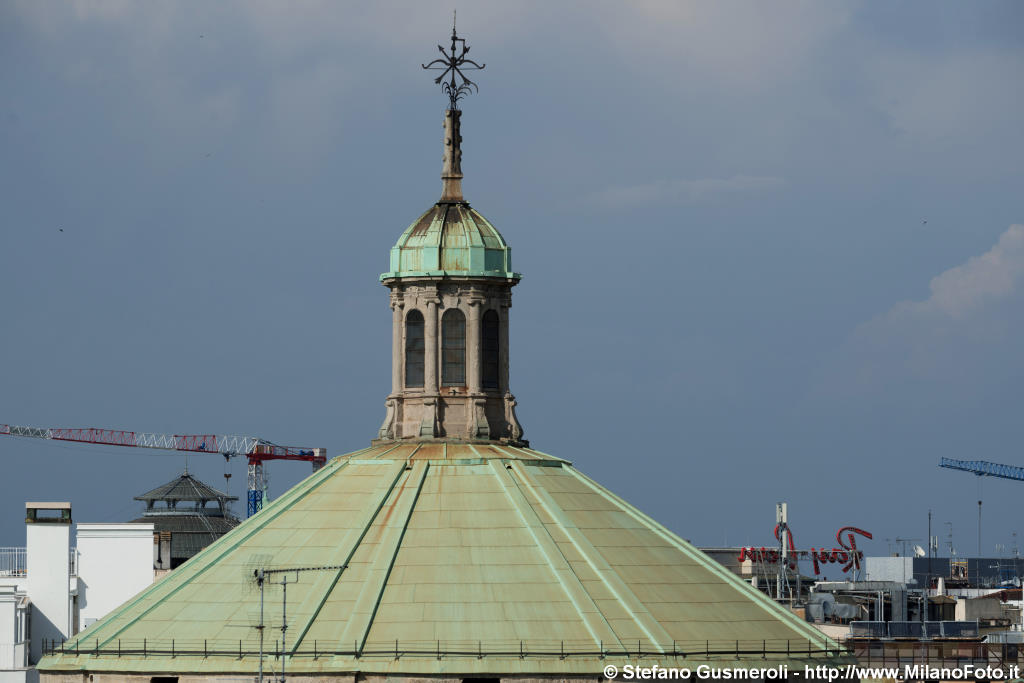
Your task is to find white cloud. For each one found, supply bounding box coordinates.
[903,224,1024,319]
[589,174,785,208]
[816,224,1024,396]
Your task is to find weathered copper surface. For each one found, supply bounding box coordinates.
[41,443,845,676]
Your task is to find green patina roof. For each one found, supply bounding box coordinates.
[381,203,521,281]
[42,442,848,676]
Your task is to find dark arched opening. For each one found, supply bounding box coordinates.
[481,309,500,390]
[405,310,425,388]
[441,308,466,386]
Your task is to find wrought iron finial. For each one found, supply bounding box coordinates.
[422,12,485,111]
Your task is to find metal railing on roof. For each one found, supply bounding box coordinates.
[850,639,1017,671]
[45,637,850,662]
[0,547,78,577]
[46,637,1021,676]
[849,621,980,639]
[0,547,26,577]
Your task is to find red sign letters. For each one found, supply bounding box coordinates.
[737,525,872,576]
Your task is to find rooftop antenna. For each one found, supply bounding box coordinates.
[255,568,266,683]
[775,502,792,603]
[927,509,933,611]
[223,453,233,500]
[422,10,485,111]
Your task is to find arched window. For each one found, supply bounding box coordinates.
[481,310,500,390]
[405,310,424,388]
[441,309,466,386]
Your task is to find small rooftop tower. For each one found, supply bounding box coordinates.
[377,18,524,443]
[25,502,72,663]
[132,471,239,569]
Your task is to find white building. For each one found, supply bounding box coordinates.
[864,555,916,584]
[0,503,153,683]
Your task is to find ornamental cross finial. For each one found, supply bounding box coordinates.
[422,11,485,111]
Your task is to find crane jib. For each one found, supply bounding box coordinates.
[1,422,326,518]
[940,457,1024,482]
[0,423,320,459]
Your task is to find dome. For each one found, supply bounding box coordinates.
[381,201,520,281]
[41,443,843,678]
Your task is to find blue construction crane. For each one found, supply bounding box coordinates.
[940,457,1024,558]
[940,457,1024,481]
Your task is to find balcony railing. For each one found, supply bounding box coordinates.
[0,547,26,576]
[0,547,78,576]
[849,621,980,639]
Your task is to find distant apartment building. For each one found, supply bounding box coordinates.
[0,502,152,682]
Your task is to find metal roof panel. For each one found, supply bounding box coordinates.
[43,443,848,676]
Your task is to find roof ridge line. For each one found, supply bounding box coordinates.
[81,457,350,650]
[352,460,430,654]
[488,459,620,649]
[369,441,408,460]
[289,459,413,653]
[564,466,839,649]
[512,461,671,651]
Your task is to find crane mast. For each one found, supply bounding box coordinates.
[1,423,326,517]
[939,457,1024,559]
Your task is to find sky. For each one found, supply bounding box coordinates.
[2,1,1023,571]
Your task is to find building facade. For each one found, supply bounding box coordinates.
[0,503,153,683]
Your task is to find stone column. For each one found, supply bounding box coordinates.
[467,299,482,394]
[467,296,489,440]
[379,294,403,440]
[498,299,511,394]
[424,296,439,395]
[390,298,403,394]
[418,294,441,438]
[499,297,523,442]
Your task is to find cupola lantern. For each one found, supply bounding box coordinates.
[377,21,525,444]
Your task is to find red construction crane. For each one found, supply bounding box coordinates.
[0,423,326,517]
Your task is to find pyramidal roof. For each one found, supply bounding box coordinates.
[134,471,237,503]
[42,443,845,677]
